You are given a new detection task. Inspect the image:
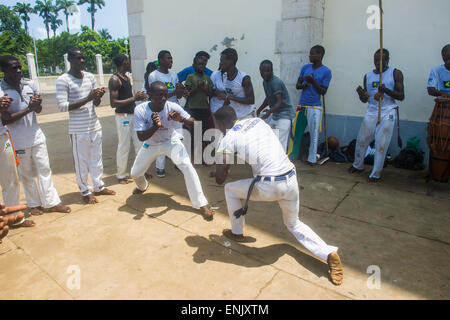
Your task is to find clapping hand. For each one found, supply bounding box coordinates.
[0,93,12,111]
[168,110,184,123]
[151,112,162,128]
[304,74,315,84]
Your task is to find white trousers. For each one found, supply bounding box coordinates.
[131,139,208,209]
[16,141,61,209]
[0,132,20,207]
[224,173,338,261]
[269,117,292,153]
[115,115,142,179]
[306,108,322,163]
[70,130,105,196]
[353,109,396,179]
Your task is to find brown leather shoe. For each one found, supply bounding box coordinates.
[327,252,344,286]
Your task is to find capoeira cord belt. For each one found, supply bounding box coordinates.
[234,169,296,219]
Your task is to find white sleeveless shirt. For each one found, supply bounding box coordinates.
[223,69,255,119]
[365,67,397,117]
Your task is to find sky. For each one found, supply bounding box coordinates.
[3,0,129,39]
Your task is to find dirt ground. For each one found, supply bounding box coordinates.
[0,106,449,300]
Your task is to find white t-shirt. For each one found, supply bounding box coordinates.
[217,117,294,176]
[210,70,226,113]
[56,72,102,134]
[222,69,255,119]
[0,79,46,149]
[134,101,190,146]
[148,70,179,103]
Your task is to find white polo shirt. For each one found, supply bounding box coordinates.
[217,117,294,177]
[0,79,45,150]
[134,100,190,146]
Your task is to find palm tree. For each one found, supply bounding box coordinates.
[13,2,35,35]
[35,0,54,39]
[77,0,105,31]
[98,28,112,40]
[56,0,75,33]
[49,12,63,37]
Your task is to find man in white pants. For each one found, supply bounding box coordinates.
[0,85,35,229]
[131,81,215,221]
[257,60,296,153]
[0,56,71,216]
[109,54,148,184]
[147,50,185,178]
[212,106,343,286]
[296,46,332,166]
[350,49,405,182]
[56,48,116,204]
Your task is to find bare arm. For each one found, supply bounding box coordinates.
[2,95,42,125]
[296,77,306,90]
[428,87,450,98]
[256,98,269,116]
[356,75,370,103]
[228,76,255,105]
[380,69,405,101]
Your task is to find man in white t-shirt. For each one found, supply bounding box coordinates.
[0,59,35,229]
[1,55,71,217]
[147,50,186,178]
[212,105,343,286]
[220,48,255,120]
[131,81,215,221]
[56,48,116,204]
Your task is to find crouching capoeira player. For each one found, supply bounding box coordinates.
[131,81,215,221]
[212,106,344,286]
[1,55,71,216]
[350,49,405,182]
[0,86,35,229]
[56,48,116,204]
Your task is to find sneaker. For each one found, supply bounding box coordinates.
[156,169,166,178]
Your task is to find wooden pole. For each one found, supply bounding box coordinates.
[323,95,329,154]
[377,0,384,125]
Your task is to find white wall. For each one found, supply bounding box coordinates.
[133,0,282,105]
[322,0,450,122]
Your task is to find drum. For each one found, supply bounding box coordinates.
[428,97,450,182]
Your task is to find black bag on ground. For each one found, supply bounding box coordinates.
[393,147,425,171]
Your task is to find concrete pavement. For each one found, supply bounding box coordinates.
[0,107,449,300]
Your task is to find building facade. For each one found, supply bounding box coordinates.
[127,0,450,162]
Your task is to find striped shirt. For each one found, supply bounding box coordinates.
[56,72,102,134]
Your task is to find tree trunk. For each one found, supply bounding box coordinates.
[45,23,50,39]
[66,14,70,32]
[24,20,28,35]
[91,2,95,30]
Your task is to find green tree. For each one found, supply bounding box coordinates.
[13,2,35,35]
[98,28,111,41]
[56,0,75,33]
[77,0,105,31]
[35,0,54,39]
[0,5,22,35]
[49,12,63,37]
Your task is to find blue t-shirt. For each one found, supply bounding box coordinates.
[428,64,450,94]
[299,64,332,106]
[177,66,213,83]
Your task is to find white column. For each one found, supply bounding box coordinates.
[95,54,104,87]
[277,0,325,105]
[26,53,40,92]
[63,53,70,72]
